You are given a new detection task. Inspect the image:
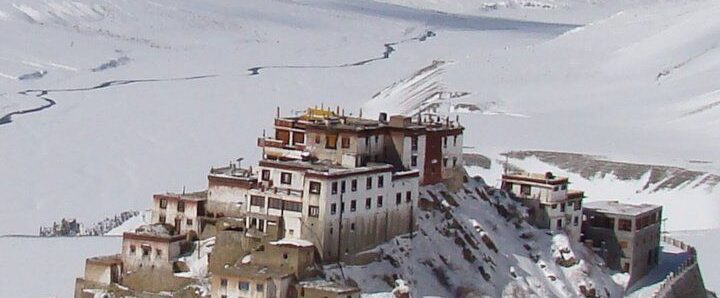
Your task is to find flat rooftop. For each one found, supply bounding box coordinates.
[502,171,569,185]
[156,190,207,202]
[584,200,661,216]
[210,165,255,179]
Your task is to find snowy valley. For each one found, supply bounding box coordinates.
[1,0,719,297]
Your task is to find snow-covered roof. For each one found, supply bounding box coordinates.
[298,279,361,293]
[584,200,661,216]
[269,238,314,248]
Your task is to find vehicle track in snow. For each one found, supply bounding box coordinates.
[247,30,435,75]
[0,74,217,126]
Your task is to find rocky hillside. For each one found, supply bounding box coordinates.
[326,177,623,297]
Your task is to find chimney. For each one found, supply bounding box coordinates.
[378,112,388,123]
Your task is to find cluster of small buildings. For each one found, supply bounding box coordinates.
[501,171,663,286]
[75,107,465,298]
[73,105,670,297]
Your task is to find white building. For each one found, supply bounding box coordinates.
[501,172,584,242]
[151,192,206,235]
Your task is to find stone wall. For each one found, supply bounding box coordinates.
[651,236,707,298]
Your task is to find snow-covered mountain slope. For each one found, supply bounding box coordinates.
[327,178,624,297]
[465,150,719,232]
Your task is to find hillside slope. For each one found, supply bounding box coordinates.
[327,177,624,297]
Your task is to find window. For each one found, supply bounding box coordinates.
[220,279,228,288]
[283,253,288,259]
[443,158,448,167]
[406,191,412,202]
[366,177,372,190]
[177,201,185,212]
[341,180,346,193]
[574,200,581,210]
[618,219,632,231]
[378,176,384,188]
[250,196,265,207]
[326,134,338,149]
[556,219,562,229]
[142,245,150,257]
[160,199,167,209]
[315,135,321,144]
[280,172,292,185]
[331,203,337,215]
[573,216,579,226]
[309,206,320,217]
[623,262,630,273]
[331,182,338,195]
[186,218,193,226]
[239,282,249,291]
[365,137,370,146]
[396,193,402,205]
[365,198,372,210]
[551,204,557,209]
[341,137,350,148]
[375,135,379,143]
[452,157,457,167]
[256,283,264,292]
[258,219,265,232]
[130,245,136,254]
[156,249,162,257]
[377,195,383,207]
[443,137,447,148]
[411,136,418,151]
[341,202,345,213]
[285,201,303,212]
[351,179,357,192]
[350,200,356,212]
[560,203,566,212]
[293,131,305,144]
[453,135,457,146]
[309,181,321,194]
[159,215,166,224]
[329,227,333,235]
[276,129,290,144]
[261,169,270,181]
[351,223,356,231]
[520,185,531,196]
[561,184,567,190]
[411,156,417,167]
[619,241,629,249]
[268,198,283,210]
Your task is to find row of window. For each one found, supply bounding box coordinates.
[250,196,303,212]
[442,157,458,168]
[330,175,385,195]
[129,244,162,258]
[442,135,459,148]
[545,200,582,212]
[159,199,186,212]
[158,215,193,226]
[329,192,412,215]
[219,278,262,292]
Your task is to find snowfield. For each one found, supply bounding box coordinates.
[1,0,719,296]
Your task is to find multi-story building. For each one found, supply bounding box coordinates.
[200,107,464,262]
[501,171,584,241]
[151,191,206,235]
[581,201,662,285]
[258,108,464,185]
[209,238,318,298]
[121,223,190,272]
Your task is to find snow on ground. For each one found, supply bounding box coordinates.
[0,236,120,298]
